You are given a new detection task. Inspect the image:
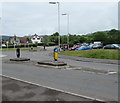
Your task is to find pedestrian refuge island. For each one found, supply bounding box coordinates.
[10,47,30,61]
[37,47,67,68]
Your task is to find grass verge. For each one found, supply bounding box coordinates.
[1,47,38,51]
[60,49,120,60]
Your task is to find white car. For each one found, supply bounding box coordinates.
[1,44,6,47]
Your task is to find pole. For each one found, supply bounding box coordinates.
[57,2,60,49]
[49,2,60,49]
[6,41,8,49]
[67,14,69,49]
[62,13,69,49]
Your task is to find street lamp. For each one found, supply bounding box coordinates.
[62,13,69,49]
[49,2,60,48]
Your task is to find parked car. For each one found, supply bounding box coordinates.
[76,46,92,50]
[92,44,103,49]
[1,44,6,47]
[103,44,120,49]
[61,44,69,51]
[89,44,94,48]
[70,45,81,50]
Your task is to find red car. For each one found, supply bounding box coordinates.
[70,45,81,50]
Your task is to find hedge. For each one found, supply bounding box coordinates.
[48,42,56,46]
[29,43,37,47]
[2,42,56,48]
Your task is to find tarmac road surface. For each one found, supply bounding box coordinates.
[2,76,94,101]
[2,46,118,73]
[2,62,118,101]
[1,46,119,102]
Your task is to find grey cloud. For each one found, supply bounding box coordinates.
[1,2,118,36]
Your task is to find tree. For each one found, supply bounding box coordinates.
[43,35,49,49]
[61,35,67,44]
[92,31,107,44]
[51,32,59,36]
[107,29,120,44]
[26,37,31,43]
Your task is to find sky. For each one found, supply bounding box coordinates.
[0,0,118,36]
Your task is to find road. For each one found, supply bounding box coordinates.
[2,76,93,101]
[1,46,119,102]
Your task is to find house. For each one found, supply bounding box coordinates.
[31,34,43,43]
[9,35,21,44]
[9,35,27,44]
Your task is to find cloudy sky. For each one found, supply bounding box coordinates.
[0,0,118,36]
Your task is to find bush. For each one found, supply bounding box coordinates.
[29,43,37,47]
[37,43,43,46]
[19,44,25,47]
[8,45,14,48]
[48,42,56,46]
[69,43,74,47]
[37,42,56,46]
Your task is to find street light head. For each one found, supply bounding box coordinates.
[49,2,57,4]
[62,13,67,15]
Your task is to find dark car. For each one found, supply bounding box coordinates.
[103,44,120,49]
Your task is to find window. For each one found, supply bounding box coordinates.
[37,38,40,40]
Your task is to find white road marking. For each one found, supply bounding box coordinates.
[1,74,104,102]
[107,71,117,75]
[0,55,7,58]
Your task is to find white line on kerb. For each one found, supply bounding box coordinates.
[1,74,104,102]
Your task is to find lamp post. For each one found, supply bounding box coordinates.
[0,17,2,49]
[62,13,69,49]
[49,2,60,48]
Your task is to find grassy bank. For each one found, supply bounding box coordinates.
[60,49,120,60]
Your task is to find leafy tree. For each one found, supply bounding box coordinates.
[43,35,49,49]
[26,37,31,42]
[106,29,120,44]
[92,31,107,42]
[61,35,67,44]
[51,32,59,36]
[48,29,120,46]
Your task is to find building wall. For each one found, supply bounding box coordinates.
[9,37,20,44]
[31,35,43,43]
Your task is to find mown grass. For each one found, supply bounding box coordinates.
[1,47,38,51]
[60,49,120,60]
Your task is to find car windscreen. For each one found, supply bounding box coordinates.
[112,44,119,47]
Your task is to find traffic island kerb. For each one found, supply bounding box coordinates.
[10,58,30,61]
[37,60,67,66]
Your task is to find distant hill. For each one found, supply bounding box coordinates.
[2,35,13,40]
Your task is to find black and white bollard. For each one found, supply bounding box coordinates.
[16,47,20,58]
[10,47,30,61]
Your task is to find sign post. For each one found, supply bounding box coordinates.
[6,41,8,49]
